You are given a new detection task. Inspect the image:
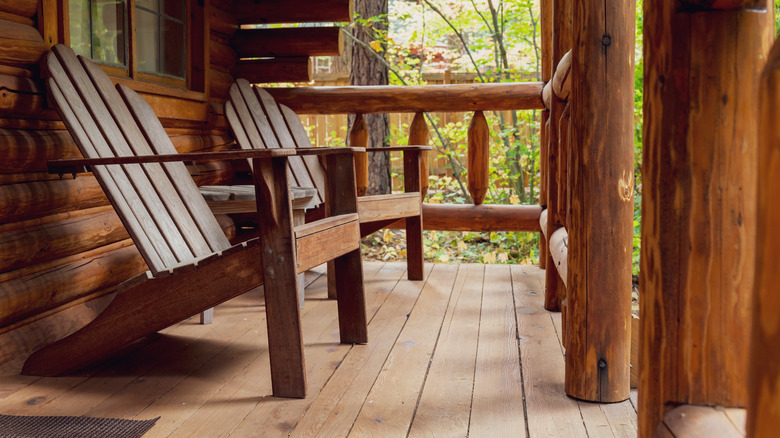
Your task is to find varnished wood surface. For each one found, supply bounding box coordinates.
[0,262,638,437]
[265,82,545,114]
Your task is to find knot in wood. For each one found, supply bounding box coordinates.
[601,34,611,47]
[598,359,607,369]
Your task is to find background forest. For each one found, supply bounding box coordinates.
[313,0,645,271]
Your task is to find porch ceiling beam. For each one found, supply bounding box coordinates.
[232,0,353,25]
[231,57,312,84]
[231,27,343,58]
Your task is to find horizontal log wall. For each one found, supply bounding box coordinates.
[0,0,241,368]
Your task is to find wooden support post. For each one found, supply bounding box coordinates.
[539,0,552,270]
[640,1,772,436]
[565,0,634,403]
[402,148,424,281]
[749,35,780,438]
[467,111,489,206]
[324,152,367,344]
[254,156,306,398]
[408,112,429,200]
[543,0,572,312]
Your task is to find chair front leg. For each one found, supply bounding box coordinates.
[253,156,306,398]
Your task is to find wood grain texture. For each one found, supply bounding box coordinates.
[231,57,312,84]
[640,3,772,436]
[0,18,46,66]
[748,31,780,438]
[349,264,458,436]
[349,113,370,197]
[469,264,526,436]
[408,112,430,198]
[407,264,482,437]
[661,405,743,438]
[265,82,545,114]
[233,0,353,24]
[231,27,343,58]
[566,0,634,402]
[422,203,542,232]
[467,111,489,205]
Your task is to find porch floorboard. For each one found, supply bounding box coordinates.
[0,262,638,437]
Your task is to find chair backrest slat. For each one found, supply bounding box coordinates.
[253,87,322,204]
[47,79,170,272]
[46,45,230,274]
[228,79,323,205]
[80,57,219,259]
[117,84,231,254]
[278,104,328,202]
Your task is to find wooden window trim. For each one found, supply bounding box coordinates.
[61,0,207,100]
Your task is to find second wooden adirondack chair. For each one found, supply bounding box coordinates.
[22,44,368,398]
[226,79,431,284]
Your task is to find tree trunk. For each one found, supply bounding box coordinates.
[350,0,390,195]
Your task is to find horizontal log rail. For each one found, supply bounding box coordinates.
[265,82,545,114]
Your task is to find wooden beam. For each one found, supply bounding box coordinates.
[233,0,353,24]
[231,27,343,58]
[565,0,634,403]
[543,0,572,312]
[421,204,542,232]
[748,25,780,438]
[640,1,772,436]
[265,82,545,114]
[679,0,762,9]
[231,57,312,84]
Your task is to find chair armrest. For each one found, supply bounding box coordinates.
[48,147,365,175]
[364,145,432,152]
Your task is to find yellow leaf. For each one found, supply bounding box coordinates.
[457,241,467,252]
[438,253,450,262]
[498,252,509,263]
[483,253,497,264]
[369,40,383,52]
[509,194,520,205]
[383,229,393,243]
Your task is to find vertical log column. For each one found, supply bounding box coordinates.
[467,111,489,205]
[749,35,780,438]
[539,0,552,269]
[543,0,572,312]
[565,0,635,402]
[640,1,771,436]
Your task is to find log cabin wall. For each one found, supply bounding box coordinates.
[0,0,243,368]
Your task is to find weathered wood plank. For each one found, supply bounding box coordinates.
[407,264,482,437]
[231,27,343,58]
[512,265,587,437]
[349,264,459,436]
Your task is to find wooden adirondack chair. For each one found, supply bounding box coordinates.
[22,45,367,398]
[226,79,431,283]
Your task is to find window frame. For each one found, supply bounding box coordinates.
[63,0,207,95]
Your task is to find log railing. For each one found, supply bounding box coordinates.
[266,82,546,232]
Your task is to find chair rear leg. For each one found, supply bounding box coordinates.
[406,216,424,281]
[333,248,367,344]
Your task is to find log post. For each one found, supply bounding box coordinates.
[408,112,429,199]
[565,0,634,402]
[539,0,552,269]
[543,0,572,312]
[349,113,369,196]
[467,111,489,206]
[749,35,780,438]
[640,1,772,436]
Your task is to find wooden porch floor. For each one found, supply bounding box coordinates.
[0,262,637,437]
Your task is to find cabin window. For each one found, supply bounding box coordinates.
[68,0,190,87]
[135,0,186,78]
[69,0,128,68]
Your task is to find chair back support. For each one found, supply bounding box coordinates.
[45,45,231,275]
[226,79,327,204]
